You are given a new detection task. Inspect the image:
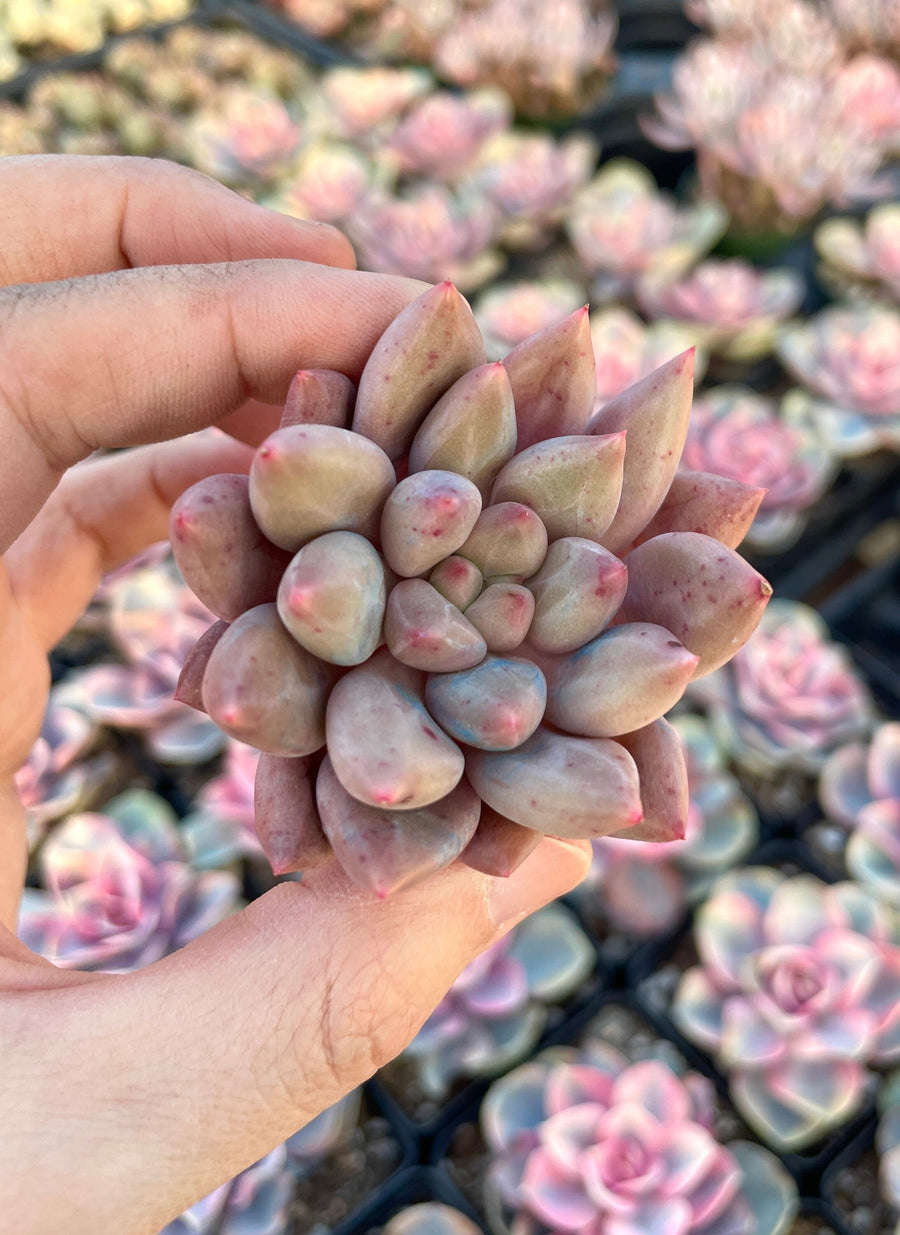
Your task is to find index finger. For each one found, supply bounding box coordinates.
[0,260,427,552]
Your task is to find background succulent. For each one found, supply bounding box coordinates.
[815,203,900,303]
[777,303,900,456]
[675,867,900,1151]
[178,739,263,871]
[589,308,707,409]
[18,790,240,972]
[876,1069,900,1220]
[400,902,595,1097]
[820,723,900,907]
[382,1204,482,1235]
[680,386,837,552]
[170,281,773,898]
[482,1039,798,1235]
[474,280,586,363]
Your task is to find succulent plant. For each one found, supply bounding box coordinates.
[383,1203,482,1235]
[482,1038,798,1235]
[0,0,191,71]
[179,740,262,871]
[15,684,115,850]
[637,260,805,363]
[400,902,595,1097]
[269,0,386,39]
[285,1087,362,1169]
[17,790,240,972]
[474,280,586,363]
[777,302,900,456]
[348,185,504,292]
[589,308,707,410]
[263,141,378,226]
[815,203,900,303]
[877,1069,900,1216]
[170,281,772,899]
[181,85,303,187]
[827,0,900,58]
[161,1145,294,1235]
[820,723,900,907]
[680,386,837,552]
[69,551,225,764]
[566,160,727,304]
[675,867,900,1151]
[464,130,597,250]
[577,713,759,938]
[314,65,432,142]
[690,600,873,777]
[385,87,512,180]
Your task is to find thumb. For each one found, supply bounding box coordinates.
[2,837,590,1235]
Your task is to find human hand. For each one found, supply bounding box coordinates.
[0,156,591,1235]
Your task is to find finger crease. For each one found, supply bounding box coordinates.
[224,301,254,406]
[116,180,134,270]
[57,486,115,575]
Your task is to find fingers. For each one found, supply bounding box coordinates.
[0,155,356,285]
[0,782,28,931]
[5,431,254,650]
[0,259,427,551]
[0,841,591,1234]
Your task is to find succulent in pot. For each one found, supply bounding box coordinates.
[482,1038,798,1235]
[170,280,772,898]
[675,866,900,1151]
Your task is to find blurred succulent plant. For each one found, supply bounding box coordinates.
[263,141,378,225]
[877,1069,900,1217]
[637,260,805,363]
[161,1145,294,1235]
[181,86,303,188]
[0,0,191,72]
[179,740,262,871]
[776,302,900,455]
[285,1087,362,1169]
[400,902,594,1097]
[578,713,759,938]
[482,1038,798,1235]
[170,281,772,899]
[465,130,597,250]
[385,87,512,180]
[313,66,432,143]
[566,160,727,304]
[474,280,586,362]
[348,185,503,291]
[827,0,900,58]
[681,386,837,551]
[270,0,385,39]
[70,552,225,764]
[18,790,239,972]
[820,723,900,907]
[691,600,873,777]
[382,1203,482,1235]
[589,308,707,409]
[815,203,900,303]
[15,684,115,850]
[675,866,900,1151]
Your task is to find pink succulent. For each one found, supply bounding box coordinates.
[681,386,837,551]
[590,308,706,408]
[348,184,503,291]
[675,867,900,1150]
[482,1039,798,1235]
[316,65,432,140]
[273,0,385,38]
[181,740,263,869]
[474,279,586,361]
[637,259,804,362]
[815,203,900,302]
[877,1071,900,1214]
[265,141,375,224]
[385,87,512,179]
[580,714,758,938]
[465,130,596,249]
[691,600,873,776]
[162,1144,294,1235]
[402,903,594,1096]
[820,723,900,907]
[17,790,239,972]
[833,54,900,151]
[777,302,900,455]
[566,160,727,303]
[182,86,302,186]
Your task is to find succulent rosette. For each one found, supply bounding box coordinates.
[691,600,873,777]
[578,714,759,938]
[383,1204,482,1235]
[400,902,595,1096]
[348,185,504,292]
[815,203,900,303]
[464,130,597,250]
[681,386,837,552]
[566,160,727,304]
[170,281,772,899]
[820,723,900,906]
[589,308,708,409]
[312,65,432,143]
[263,141,378,226]
[180,86,303,187]
[776,303,900,455]
[474,280,587,362]
[675,867,900,1151]
[179,740,263,871]
[67,551,225,764]
[482,1039,798,1235]
[17,790,240,972]
[384,87,512,180]
[637,260,804,363]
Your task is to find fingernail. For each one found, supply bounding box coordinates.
[488,837,592,932]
